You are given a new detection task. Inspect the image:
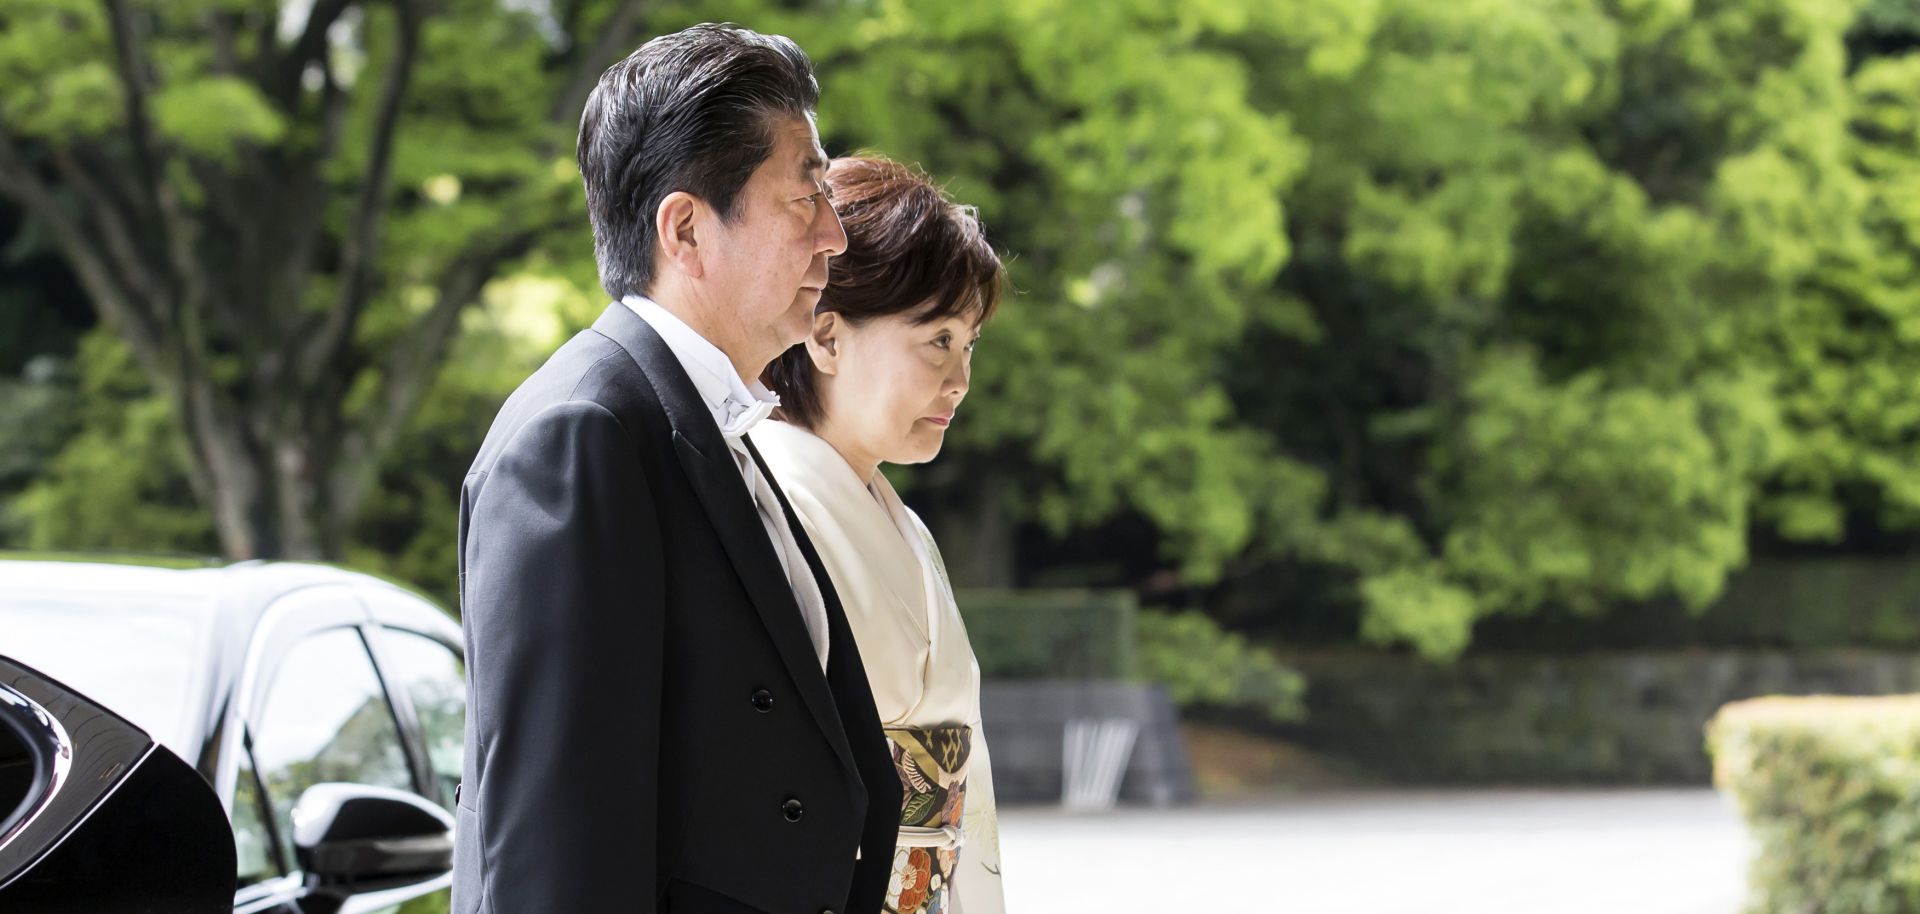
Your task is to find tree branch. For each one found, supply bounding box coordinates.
[557,0,589,47]
[300,0,420,386]
[272,0,354,106]
[101,0,165,224]
[209,8,240,73]
[0,129,170,383]
[277,59,348,341]
[48,149,161,296]
[548,0,648,126]
[332,226,543,520]
[101,0,209,380]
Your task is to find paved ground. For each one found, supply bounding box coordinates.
[997,788,1752,913]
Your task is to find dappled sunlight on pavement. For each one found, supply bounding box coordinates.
[999,789,1751,914]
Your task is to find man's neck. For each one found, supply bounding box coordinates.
[646,288,764,387]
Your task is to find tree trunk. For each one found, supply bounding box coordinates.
[929,472,1018,588]
[187,394,336,561]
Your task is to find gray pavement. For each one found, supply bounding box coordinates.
[997,788,1752,913]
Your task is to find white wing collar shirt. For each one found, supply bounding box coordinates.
[620,294,830,668]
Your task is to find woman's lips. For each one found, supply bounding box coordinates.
[924,414,953,427]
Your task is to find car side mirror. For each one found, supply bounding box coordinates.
[291,782,453,893]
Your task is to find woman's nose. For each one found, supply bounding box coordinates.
[946,358,970,397]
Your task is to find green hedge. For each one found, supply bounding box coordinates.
[1709,696,1920,914]
[1137,609,1305,724]
[956,588,1138,680]
[955,588,1305,724]
[1705,560,1920,649]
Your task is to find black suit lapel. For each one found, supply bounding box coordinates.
[744,435,901,902]
[590,304,858,778]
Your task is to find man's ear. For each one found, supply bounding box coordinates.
[656,191,704,279]
[805,311,842,376]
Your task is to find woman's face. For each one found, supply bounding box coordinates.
[810,303,979,473]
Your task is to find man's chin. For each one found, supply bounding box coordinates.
[779,316,813,349]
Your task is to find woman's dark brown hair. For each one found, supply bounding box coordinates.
[763,155,1004,428]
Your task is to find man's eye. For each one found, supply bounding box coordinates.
[803,193,823,204]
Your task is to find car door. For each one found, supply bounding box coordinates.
[362,597,465,813]
[229,585,451,914]
[360,584,466,914]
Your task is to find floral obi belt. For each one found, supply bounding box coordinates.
[884,724,972,914]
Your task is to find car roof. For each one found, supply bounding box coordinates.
[0,555,458,766]
[0,554,442,616]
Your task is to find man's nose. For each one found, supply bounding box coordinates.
[818,201,848,257]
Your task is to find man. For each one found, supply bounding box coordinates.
[453,24,899,914]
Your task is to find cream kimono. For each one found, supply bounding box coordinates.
[754,419,1005,914]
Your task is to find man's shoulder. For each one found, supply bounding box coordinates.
[468,329,667,475]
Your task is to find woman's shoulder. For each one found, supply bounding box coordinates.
[753,421,879,536]
[747,417,814,453]
[895,498,953,587]
[751,420,846,485]
[899,499,934,543]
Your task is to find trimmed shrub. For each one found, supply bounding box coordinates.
[956,589,1304,724]
[1138,609,1305,724]
[1708,696,1920,914]
[956,588,1138,680]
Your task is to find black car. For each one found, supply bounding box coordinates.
[0,557,466,913]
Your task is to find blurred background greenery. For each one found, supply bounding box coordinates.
[8,0,1920,792]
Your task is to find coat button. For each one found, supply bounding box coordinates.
[751,689,774,712]
[782,797,804,822]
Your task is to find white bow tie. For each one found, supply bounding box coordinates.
[719,395,777,439]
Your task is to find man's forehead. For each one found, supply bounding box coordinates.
[774,117,827,179]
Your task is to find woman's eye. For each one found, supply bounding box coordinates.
[933,334,952,349]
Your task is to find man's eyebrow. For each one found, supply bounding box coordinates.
[798,150,828,182]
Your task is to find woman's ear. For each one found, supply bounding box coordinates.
[656,191,704,279]
[805,311,842,376]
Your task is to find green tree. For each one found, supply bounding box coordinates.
[722,0,1861,656]
[11,0,1920,665]
[12,329,217,552]
[1757,15,1920,544]
[0,0,639,558]
[718,0,1329,586]
[1219,0,1890,657]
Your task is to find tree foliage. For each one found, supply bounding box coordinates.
[7,0,1920,658]
[0,0,627,558]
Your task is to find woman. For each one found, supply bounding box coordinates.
[757,155,1007,914]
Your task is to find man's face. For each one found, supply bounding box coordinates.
[702,115,847,368]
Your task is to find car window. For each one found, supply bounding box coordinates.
[232,748,278,888]
[250,627,413,869]
[377,629,466,811]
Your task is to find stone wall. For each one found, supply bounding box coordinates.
[980,680,1195,806]
[1269,649,1920,783]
